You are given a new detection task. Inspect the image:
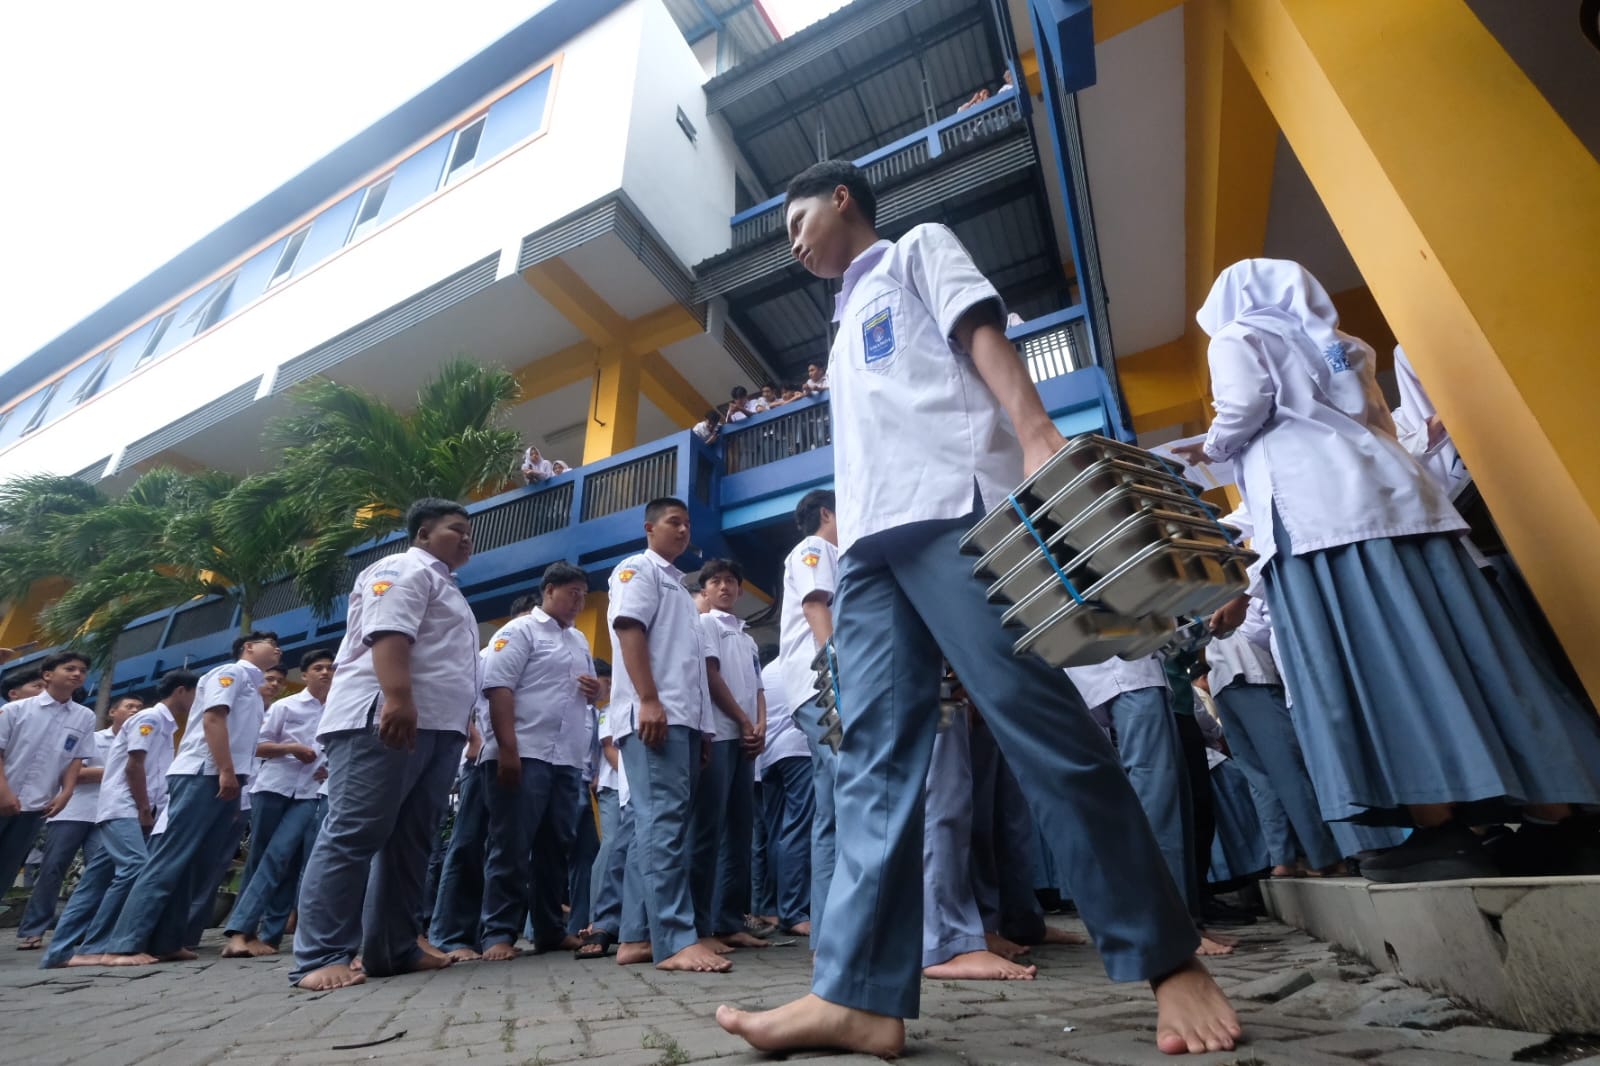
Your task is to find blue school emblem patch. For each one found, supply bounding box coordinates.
[862,308,895,364]
[64,735,78,751]
[1322,341,1351,373]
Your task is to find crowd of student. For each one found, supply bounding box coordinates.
[692,364,829,445]
[3,158,1598,1059]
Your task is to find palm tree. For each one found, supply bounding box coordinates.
[0,474,111,609]
[269,358,523,616]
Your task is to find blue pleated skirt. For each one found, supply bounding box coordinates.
[1208,759,1270,884]
[1264,521,1600,825]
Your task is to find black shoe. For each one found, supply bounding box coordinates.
[1361,823,1500,884]
[1200,899,1258,928]
[1494,819,1600,877]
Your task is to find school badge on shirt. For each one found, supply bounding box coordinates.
[138,723,155,737]
[493,638,509,652]
[801,549,820,568]
[863,307,895,364]
[617,567,637,584]
[371,580,393,597]
[218,677,234,688]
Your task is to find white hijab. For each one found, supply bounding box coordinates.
[1197,259,1392,435]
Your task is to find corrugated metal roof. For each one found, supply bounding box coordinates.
[662,0,782,68]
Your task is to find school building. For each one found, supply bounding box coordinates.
[0,0,1595,708]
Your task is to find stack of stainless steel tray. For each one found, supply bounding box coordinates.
[810,642,844,751]
[959,435,1258,668]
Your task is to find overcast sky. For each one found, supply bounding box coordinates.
[0,0,845,377]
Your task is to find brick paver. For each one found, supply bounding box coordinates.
[0,918,1561,1065]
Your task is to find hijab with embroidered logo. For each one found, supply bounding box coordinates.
[1197,259,1394,438]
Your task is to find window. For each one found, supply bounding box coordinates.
[189,272,239,333]
[267,226,310,288]
[675,106,698,145]
[21,382,61,435]
[346,175,393,245]
[134,311,175,370]
[72,349,116,404]
[0,408,11,437]
[440,116,487,188]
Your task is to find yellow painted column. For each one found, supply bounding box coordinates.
[582,346,640,465]
[576,594,612,666]
[1218,0,1600,699]
[0,579,67,652]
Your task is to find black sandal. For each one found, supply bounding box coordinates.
[574,930,614,960]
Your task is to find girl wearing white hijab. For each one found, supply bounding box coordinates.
[1175,259,1600,884]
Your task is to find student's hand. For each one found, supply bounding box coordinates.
[0,787,20,817]
[576,674,602,701]
[1425,415,1448,449]
[496,757,522,792]
[1171,442,1210,468]
[138,806,155,831]
[379,695,419,751]
[1208,594,1249,637]
[702,736,713,769]
[42,791,70,818]
[1020,426,1069,479]
[290,744,319,764]
[314,766,329,783]
[741,723,765,759]
[217,770,241,802]
[636,697,668,749]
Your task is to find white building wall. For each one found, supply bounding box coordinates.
[620,0,739,271]
[0,3,647,481]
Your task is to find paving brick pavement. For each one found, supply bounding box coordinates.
[0,918,1574,1065]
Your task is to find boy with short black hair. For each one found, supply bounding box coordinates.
[0,652,96,918]
[715,161,1239,1058]
[3,668,45,704]
[609,498,732,974]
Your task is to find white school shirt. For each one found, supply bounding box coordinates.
[251,689,326,799]
[170,660,266,778]
[776,536,840,721]
[51,726,112,823]
[828,225,1018,555]
[692,420,718,442]
[1195,262,1465,572]
[802,374,829,395]
[479,608,595,769]
[595,707,619,793]
[522,450,555,482]
[1206,631,1279,696]
[1064,655,1169,714]
[97,704,179,823]
[701,610,762,742]
[318,546,480,738]
[757,661,809,773]
[0,692,98,812]
[581,703,601,786]
[607,549,705,739]
[695,611,720,735]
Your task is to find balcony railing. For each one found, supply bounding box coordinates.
[1010,307,1092,383]
[580,449,678,521]
[729,91,1028,249]
[721,397,833,475]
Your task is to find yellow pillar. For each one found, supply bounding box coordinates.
[1217,0,1600,699]
[576,594,612,666]
[0,579,67,652]
[582,346,640,465]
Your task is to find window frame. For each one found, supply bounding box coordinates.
[346,174,394,245]
[72,348,117,404]
[266,226,311,289]
[21,381,62,435]
[133,311,176,371]
[439,114,489,188]
[190,271,240,333]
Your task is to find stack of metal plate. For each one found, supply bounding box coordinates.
[810,642,844,752]
[958,435,1257,668]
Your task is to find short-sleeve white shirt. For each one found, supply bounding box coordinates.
[52,726,113,823]
[757,661,810,772]
[702,610,762,742]
[480,608,595,769]
[251,689,326,799]
[828,225,1017,555]
[1065,655,1169,713]
[0,692,98,812]
[170,660,266,777]
[776,536,839,721]
[607,549,704,739]
[318,546,480,738]
[98,704,179,823]
[1206,630,1280,695]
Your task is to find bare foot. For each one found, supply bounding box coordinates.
[1040,926,1090,946]
[923,950,1037,981]
[296,962,367,991]
[716,993,905,1057]
[481,942,518,962]
[1152,957,1241,1054]
[65,954,109,967]
[1310,861,1349,877]
[445,947,482,962]
[1196,935,1235,957]
[221,934,259,958]
[100,953,159,966]
[616,941,653,966]
[657,942,733,973]
[985,931,1029,960]
[159,948,198,962]
[1270,864,1299,878]
[416,935,447,959]
[786,920,811,936]
[351,956,364,973]
[409,949,454,972]
[719,931,770,949]
[248,939,279,958]
[699,935,735,955]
